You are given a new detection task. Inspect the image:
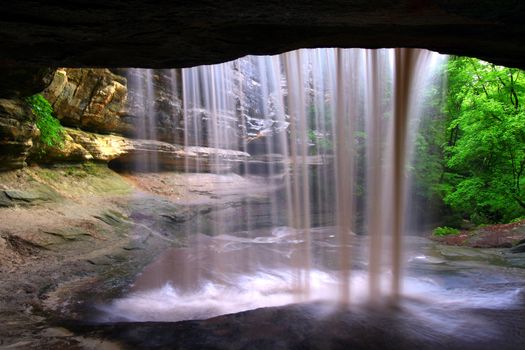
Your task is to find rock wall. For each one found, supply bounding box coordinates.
[42,68,188,145]
[0,99,37,170]
[43,68,132,135]
[0,68,133,170]
[29,127,248,173]
[0,66,261,171]
[117,69,185,144]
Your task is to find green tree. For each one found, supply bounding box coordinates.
[441,57,525,223]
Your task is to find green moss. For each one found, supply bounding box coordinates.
[432,226,461,236]
[26,94,64,148]
[82,162,102,176]
[39,168,59,182]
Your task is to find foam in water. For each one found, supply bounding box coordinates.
[99,232,522,322]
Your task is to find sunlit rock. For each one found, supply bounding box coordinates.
[43,68,131,135]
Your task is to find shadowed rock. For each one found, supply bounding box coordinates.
[0,1,524,69]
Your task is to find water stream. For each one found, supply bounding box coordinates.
[100,48,524,330]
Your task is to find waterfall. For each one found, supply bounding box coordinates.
[109,48,445,321]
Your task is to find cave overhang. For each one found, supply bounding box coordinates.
[1,1,524,69]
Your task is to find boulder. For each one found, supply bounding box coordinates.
[43,69,132,135]
[0,98,37,170]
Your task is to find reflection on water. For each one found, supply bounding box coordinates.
[98,227,525,326]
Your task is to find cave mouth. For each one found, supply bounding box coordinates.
[1,46,524,350]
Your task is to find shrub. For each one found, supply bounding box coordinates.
[509,216,525,224]
[26,94,64,148]
[432,226,460,236]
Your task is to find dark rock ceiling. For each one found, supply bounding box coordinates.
[1,0,525,69]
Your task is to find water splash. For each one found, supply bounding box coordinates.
[108,48,449,321]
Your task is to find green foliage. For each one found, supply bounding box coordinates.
[411,62,448,202]
[307,129,333,154]
[510,216,525,224]
[26,94,64,148]
[306,101,334,155]
[440,57,525,223]
[432,226,460,236]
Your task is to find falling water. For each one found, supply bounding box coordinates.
[102,48,449,322]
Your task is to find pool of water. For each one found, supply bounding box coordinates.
[97,227,525,328]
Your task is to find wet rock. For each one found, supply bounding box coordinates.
[30,130,93,164]
[0,191,14,207]
[66,301,525,350]
[43,69,131,135]
[0,188,57,206]
[4,190,42,202]
[510,242,525,253]
[240,154,285,175]
[94,210,129,228]
[42,228,92,242]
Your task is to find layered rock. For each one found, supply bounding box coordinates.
[110,140,250,173]
[0,99,37,170]
[31,127,249,172]
[43,69,131,135]
[30,128,127,164]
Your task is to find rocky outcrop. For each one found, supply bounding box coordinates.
[0,99,37,170]
[30,128,121,163]
[31,127,249,172]
[43,69,131,135]
[110,140,250,173]
[30,128,130,164]
[1,1,525,69]
[431,220,525,249]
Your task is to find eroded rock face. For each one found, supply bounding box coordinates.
[0,99,37,170]
[43,69,132,135]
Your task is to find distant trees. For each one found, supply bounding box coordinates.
[416,57,525,225]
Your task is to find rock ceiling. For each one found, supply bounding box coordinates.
[1,1,524,69]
